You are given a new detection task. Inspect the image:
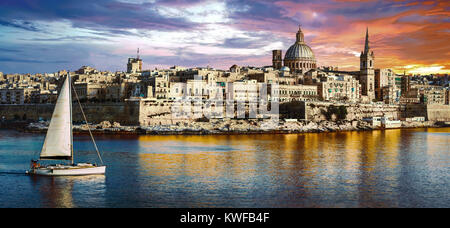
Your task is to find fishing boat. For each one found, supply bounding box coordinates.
[27,73,105,176]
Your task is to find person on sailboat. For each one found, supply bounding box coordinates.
[30,160,39,169]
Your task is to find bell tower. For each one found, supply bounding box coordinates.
[360,28,375,101]
[272,50,282,69]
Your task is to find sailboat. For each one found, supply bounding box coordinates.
[27,73,106,176]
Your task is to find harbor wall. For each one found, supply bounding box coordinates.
[0,102,140,125]
[404,104,450,121]
[1,100,448,126]
[304,102,401,121]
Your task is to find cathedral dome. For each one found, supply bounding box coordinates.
[282,26,317,72]
[284,43,315,60]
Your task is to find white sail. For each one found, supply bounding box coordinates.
[40,74,72,160]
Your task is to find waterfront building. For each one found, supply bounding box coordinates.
[318,75,361,102]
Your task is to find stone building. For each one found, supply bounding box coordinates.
[229,80,260,102]
[271,84,318,103]
[127,49,143,73]
[147,75,169,99]
[76,66,98,75]
[446,89,449,105]
[318,75,361,103]
[247,71,298,85]
[169,74,223,101]
[272,26,317,72]
[375,69,399,104]
[414,85,447,105]
[73,82,106,101]
[401,74,411,96]
[0,88,25,104]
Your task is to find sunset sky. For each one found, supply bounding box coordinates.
[0,0,448,74]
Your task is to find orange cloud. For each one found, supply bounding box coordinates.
[272,0,450,74]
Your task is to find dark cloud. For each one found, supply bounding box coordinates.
[0,47,21,53]
[20,35,111,42]
[225,0,300,32]
[0,57,69,64]
[0,42,120,74]
[141,52,269,70]
[156,0,209,7]
[0,0,198,33]
[220,35,282,49]
[0,19,40,31]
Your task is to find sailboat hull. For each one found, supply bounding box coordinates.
[28,164,106,176]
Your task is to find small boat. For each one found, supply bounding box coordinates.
[27,73,106,176]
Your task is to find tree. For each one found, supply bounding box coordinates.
[323,105,347,121]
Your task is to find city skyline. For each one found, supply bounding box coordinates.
[0,0,448,74]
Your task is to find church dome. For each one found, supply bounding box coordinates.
[284,43,315,60]
[284,26,316,61]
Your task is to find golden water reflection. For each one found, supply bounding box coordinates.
[134,128,449,207]
[30,175,106,208]
[136,131,408,177]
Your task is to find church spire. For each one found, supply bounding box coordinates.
[364,27,370,54]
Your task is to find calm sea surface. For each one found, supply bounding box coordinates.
[0,128,449,208]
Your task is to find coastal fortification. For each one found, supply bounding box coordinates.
[1,101,449,126]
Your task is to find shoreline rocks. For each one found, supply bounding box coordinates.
[16,119,445,135]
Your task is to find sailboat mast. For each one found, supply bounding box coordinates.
[69,73,74,165]
[71,78,104,165]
